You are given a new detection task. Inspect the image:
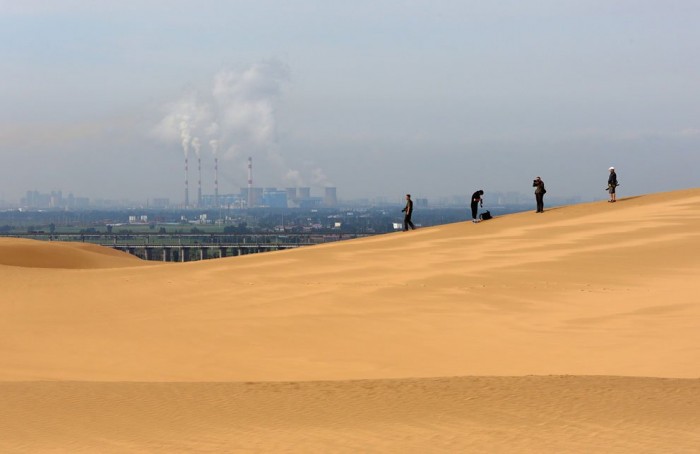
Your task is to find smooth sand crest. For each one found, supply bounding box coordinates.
[1,189,700,452]
[0,238,149,269]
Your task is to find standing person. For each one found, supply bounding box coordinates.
[402,194,416,231]
[471,190,484,223]
[533,176,546,213]
[607,167,618,202]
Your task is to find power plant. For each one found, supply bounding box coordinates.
[209,139,220,209]
[178,141,336,209]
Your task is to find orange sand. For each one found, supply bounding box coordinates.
[1,189,699,452]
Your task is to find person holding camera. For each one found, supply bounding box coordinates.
[471,190,484,223]
[533,176,546,213]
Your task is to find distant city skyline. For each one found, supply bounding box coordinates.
[9,185,583,211]
[1,1,698,204]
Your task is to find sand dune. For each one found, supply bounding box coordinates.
[0,238,148,269]
[1,189,700,452]
[1,377,698,453]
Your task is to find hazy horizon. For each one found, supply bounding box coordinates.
[1,1,698,205]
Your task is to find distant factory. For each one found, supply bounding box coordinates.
[191,157,337,209]
[203,185,336,209]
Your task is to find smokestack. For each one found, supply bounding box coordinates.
[191,137,202,208]
[209,139,219,208]
[179,118,191,207]
[247,156,253,208]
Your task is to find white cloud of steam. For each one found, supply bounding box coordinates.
[179,119,191,157]
[153,60,333,188]
[210,61,290,158]
[191,136,201,157]
[284,164,332,188]
[312,167,333,187]
[209,139,219,155]
[285,169,304,187]
[206,122,219,138]
[152,90,212,158]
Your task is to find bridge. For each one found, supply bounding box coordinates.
[113,242,302,262]
[4,233,369,262]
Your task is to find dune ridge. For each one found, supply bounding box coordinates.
[0,238,148,269]
[1,189,700,452]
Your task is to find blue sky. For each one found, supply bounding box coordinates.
[1,0,698,204]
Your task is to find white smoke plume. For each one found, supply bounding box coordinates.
[211,60,290,157]
[179,118,191,157]
[206,122,220,137]
[206,123,220,165]
[285,169,304,187]
[209,139,219,155]
[312,167,333,187]
[153,90,212,158]
[154,60,331,190]
[191,137,201,157]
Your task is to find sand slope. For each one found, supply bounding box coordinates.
[0,238,148,269]
[1,189,700,452]
[1,377,698,453]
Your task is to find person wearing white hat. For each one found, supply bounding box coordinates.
[607,167,618,202]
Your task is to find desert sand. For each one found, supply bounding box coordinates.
[1,189,699,452]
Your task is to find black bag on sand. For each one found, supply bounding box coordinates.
[479,211,492,221]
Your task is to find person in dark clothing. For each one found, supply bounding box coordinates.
[607,167,618,202]
[533,176,546,213]
[471,190,484,223]
[401,194,415,231]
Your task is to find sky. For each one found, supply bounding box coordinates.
[1,0,698,205]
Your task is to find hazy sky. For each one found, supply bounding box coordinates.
[1,0,698,204]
